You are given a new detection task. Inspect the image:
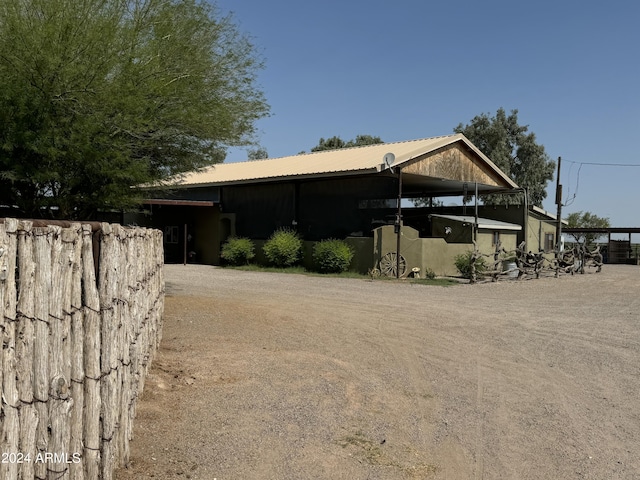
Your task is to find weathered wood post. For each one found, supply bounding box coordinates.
[48,225,76,479]
[66,224,85,480]
[33,225,52,479]
[99,222,119,480]
[0,218,19,480]
[82,224,102,479]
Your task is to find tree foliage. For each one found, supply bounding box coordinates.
[454,108,555,207]
[309,134,383,152]
[247,147,269,160]
[0,0,269,219]
[565,211,610,245]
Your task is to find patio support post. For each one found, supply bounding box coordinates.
[474,182,478,243]
[183,223,188,266]
[522,187,528,252]
[396,168,403,279]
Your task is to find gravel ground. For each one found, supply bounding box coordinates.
[115,264,640,480]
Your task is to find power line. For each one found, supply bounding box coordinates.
[567,160,640,167]
[563,160,640,206]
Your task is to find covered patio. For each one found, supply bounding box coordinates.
[140,133,522,271]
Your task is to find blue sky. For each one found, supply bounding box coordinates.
[213,0,639,231]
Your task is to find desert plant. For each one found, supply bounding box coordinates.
[454,251,487,279]
[423,267,437,280]
[263,228,303,267]
[312,239,354,273]
[220,237,256,265]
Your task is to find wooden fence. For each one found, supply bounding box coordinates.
[465,240,603,283]
[0,218,164,480]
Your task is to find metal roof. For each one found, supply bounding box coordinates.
[162,134,518,189]
[430,214,522,231]
[530,205,568,225]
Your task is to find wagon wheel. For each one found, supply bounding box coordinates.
[378,252,407,277]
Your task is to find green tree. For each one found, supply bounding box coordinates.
[454,108,555,207]
[565,211,610,245]
[309,134,383,152]
[247,147,269,160]
[0,0,269,219]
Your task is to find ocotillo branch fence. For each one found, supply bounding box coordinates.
[0,218,164,480]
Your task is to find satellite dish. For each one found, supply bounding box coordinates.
[383,152,395,169]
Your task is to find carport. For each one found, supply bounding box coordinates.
[562,227,640,264]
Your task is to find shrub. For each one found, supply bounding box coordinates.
[423,267,436,280]
[263,228,303,267]
[220,237,255,265]
[454,251,487,279]
[312,239,354,273]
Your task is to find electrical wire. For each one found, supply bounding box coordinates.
[563,160,640,206]
[572,161,640,167]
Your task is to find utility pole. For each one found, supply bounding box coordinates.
[554,156,563,277]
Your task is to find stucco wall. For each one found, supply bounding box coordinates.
[527,216,557,253]
[368,224,520,277]
[345,237,374,273]
[420,238,471,277]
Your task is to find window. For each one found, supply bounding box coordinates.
[544,233,555,252]
[358,198,396,209]
[164,226,179,244]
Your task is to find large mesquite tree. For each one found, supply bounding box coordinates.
[0,0,269,219]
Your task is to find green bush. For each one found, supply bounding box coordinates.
[423,267,436,280]
[454,251,487,279]
[220,237,255,265]
[263,228,303,267]
[312,239,354,273]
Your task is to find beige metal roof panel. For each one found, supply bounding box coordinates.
[430,214,522,231]
[164,133,518,189]
[531,205,568,224]
[167,135,455,187]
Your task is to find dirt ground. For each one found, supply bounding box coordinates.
[115,264,640,480]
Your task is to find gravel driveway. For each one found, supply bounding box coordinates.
[115,264,640,480]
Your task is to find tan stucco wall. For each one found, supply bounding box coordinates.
[527,216,557,253]
[244,223,518,277]
[345,237,374,273]
[373,225,423,273]
[420,238,470,276]
[369,225,519,277]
